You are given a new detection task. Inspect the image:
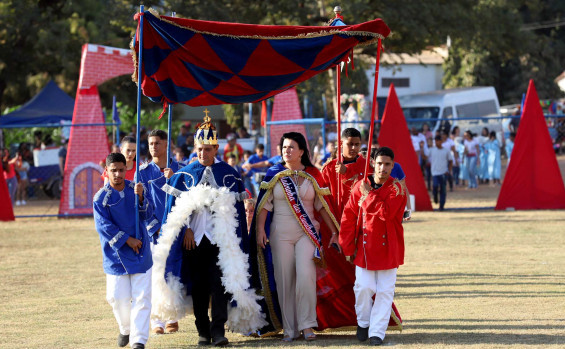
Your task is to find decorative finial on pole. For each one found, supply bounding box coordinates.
[331,5,344,23]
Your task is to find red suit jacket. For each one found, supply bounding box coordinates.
[321,156,370,221]
[339,176,407,270]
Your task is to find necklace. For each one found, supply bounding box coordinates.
[292,170,301,193]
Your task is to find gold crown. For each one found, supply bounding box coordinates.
[194,109,218,145]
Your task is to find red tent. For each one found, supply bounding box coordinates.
[496,80,565,210]
[378,84,433,211]
[0,174,15,221]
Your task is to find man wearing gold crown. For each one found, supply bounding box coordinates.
[151,110,266,346]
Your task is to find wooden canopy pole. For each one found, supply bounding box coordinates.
[363,38,382,182]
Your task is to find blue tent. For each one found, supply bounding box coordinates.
[0,81,74,127]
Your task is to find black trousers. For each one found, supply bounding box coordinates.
[182,236,229,338]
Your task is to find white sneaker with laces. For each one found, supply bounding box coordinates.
[15,200,21,206]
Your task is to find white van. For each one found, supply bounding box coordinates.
[398,87,501,135]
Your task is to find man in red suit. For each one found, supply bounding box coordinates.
[321,128,366,220]
[339,146,407,346]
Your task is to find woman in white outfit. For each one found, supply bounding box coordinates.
[255,132,340,342]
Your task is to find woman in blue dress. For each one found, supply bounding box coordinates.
[486,131,501,185]
[478,127,489,183]
[456,140,468,186]
[505,132,516,164]
[463,130,480,189]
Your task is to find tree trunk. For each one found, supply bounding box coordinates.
[0,78,6,114]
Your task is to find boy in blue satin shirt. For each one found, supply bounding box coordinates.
[94,153,153,349]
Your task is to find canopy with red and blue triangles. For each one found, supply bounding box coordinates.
[132,9,390,106]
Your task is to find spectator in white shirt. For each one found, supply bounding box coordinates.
[411,127,428,171]
[424,135,453,211]
[441,130,457,191]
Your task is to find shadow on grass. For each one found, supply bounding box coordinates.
[400,273,560,278]
[410,318,565,323]
[396,281,565,288]
[406,323,565,331]
[398,273,563,282]
[158,330,564,347]
[397,290,565,298]
[385,332,564,346]
[396,273,565,291]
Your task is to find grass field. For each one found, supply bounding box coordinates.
[1,156,565,348]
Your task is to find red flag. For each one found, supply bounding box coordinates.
[378,84,433,211]
[261,100,267,127]
[496,80,565,210]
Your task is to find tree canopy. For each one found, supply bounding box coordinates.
[1,0,563,118]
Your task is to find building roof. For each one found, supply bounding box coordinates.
[380,46,448,65]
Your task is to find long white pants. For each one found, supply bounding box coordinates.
[106,269,152,346]
[354,267,397,340]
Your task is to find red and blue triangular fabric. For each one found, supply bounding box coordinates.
[132,10,390,107]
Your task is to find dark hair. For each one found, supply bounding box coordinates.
[228,154,237,159]
[435,135,442,141]
[1,150,8,172]
[120,136,136,145]
[465,130,474,139]
[243,150,253,156]
[509,132,516,138]
[279,132,314,167]
[180,144,191,158]
[373,146,394,161]
[342,128,362,139]
[43,134,53,145]
[441,129,449,137]
[489,131,497,139]
[106,153,126,167]
[18,143,29,152]
[451,126,459,136]
[148,129,167,140]
[256,143,265,151]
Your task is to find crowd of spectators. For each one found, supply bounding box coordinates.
[2,131,68,205]
[4,99,565,208]
[412,123,512,194]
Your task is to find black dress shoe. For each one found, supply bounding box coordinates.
[131,343,145,349]
[212,336,229,346]
[117,333,129,347]
[356,326,369,342]
[198,336,212,345]
[369,336,383,346]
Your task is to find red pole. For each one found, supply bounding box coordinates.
[363,38,382,182]
[336,65,342,206]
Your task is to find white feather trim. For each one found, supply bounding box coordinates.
[151,184,267,333]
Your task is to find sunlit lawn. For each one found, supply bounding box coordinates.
[1,156,564,348]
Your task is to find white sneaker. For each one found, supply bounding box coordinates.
[15,200,21,206]
[21,200,27,205]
